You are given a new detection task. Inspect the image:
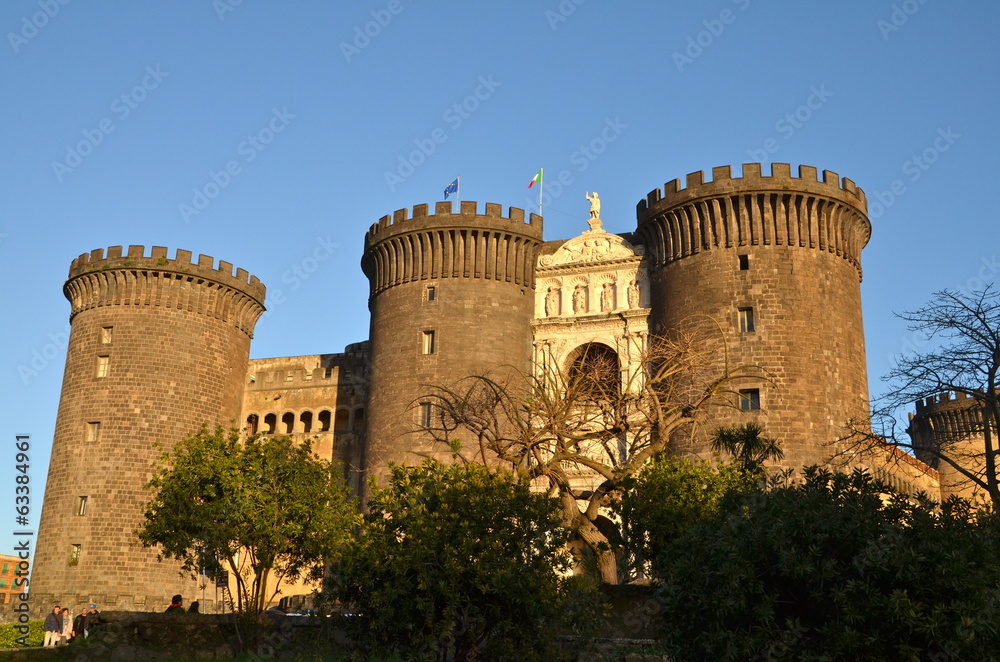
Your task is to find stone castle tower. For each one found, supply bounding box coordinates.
[635,164,872,468]
[33,246,265,613]
[361,201,543,475]
[33,163,941,614]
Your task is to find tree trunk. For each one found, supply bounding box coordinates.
[576,517,619,584]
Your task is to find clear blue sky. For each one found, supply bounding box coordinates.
[3,1,998,554]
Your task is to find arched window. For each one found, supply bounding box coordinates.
[246,414,259,435]
[263,413,276,434]
[300,411,313,434]
[318,410,331,432]
[281,412,295,434]
[353,407,365,431]
[335,409,350,432]
[566,343,620,400]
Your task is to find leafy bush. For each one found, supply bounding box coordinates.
[0,619,43,647]
[656,467,1000,661]
[326,460,592,660]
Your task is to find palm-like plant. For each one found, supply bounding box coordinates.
[710,422,782,473]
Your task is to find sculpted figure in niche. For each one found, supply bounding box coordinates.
[544,287,560,317]
[572,284,587,314]
[627,280,640,308]
[600,283,614,312]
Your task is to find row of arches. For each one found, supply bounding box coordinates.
[246,407,365,436]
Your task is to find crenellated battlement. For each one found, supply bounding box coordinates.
[637,163,867,216]
[246,366,342,390]
[65,245,266,337]
[69,245,266,302]
[362,201,544,294]
[365,201,542,245]
[635,163,871,275]
[911,389,999,415]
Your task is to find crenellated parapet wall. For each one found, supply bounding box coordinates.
[909,391,991,446]
[636,163,871,277]
[362,201,543,295]
[66,245,266,337]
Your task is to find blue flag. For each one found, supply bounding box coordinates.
[443,178,459,199]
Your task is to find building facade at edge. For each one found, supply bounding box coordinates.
[31,163,944,616]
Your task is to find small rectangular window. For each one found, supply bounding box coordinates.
[85,422,100,442]
[418,402,432,428]
[739,389,761,411]
[69,544,81,565]
[100,326,113,343]
[739,307,755,333]
[426,286,436,302]
[738,254,749,270]
[96,355,110,378]
[422,330,436,355]
[77,496,88,516]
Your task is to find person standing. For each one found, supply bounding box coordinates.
[42,606,62,647]
[59,607,72,645]
[72,607,89,641]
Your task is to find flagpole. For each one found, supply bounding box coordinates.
[538,167,543,218]
[457,175,461,202]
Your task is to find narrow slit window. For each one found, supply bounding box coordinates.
[77,496,88,516]
[739,389,761,411]
[69,544,81,564]
[738,254,749,270]
[426,286,436,302]
[418,402,432,428]
[422,330,436,355]
[100,326,113,343]
[739,307,755,333]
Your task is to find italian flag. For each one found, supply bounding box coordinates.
[527,168,543,188]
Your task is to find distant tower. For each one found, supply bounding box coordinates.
[636,164,872,468]
[361,201,543,479]
[908,391,993,501]
[32,246,265,614]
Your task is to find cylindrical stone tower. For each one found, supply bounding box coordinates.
[908,391,990,501]
[361,201,543,479]
[635,163,872,469]
[32,245,265,615]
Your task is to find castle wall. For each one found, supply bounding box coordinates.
[637,164,872,469]
[32,246,264,616]
[361,202,543,481]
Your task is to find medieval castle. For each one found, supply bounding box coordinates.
[31,162,977,614]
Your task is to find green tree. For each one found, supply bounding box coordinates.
[655,467,1000,661]
[137,426,359,613]
[617,455,752,579]
[326,460,590,661]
